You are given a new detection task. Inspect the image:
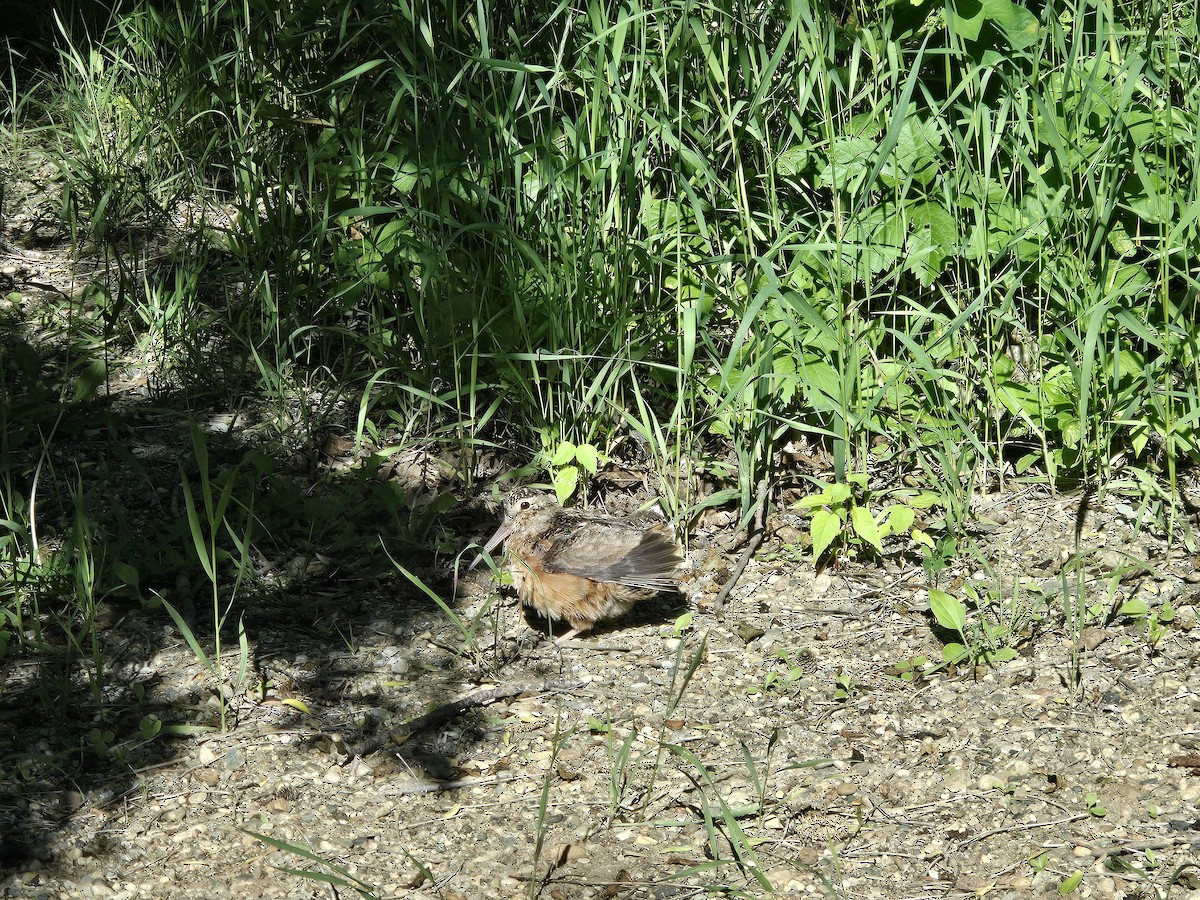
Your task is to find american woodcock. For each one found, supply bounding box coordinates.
[470,489,683,641]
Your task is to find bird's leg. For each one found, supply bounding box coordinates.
[552,623,592,645]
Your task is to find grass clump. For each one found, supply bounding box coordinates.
[11,0,1198,512]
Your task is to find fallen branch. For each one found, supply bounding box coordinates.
[712,478,770,620]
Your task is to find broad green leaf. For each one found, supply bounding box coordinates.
[73,358,109,402]
[775,145,811,178]
[942,642,968,664]
[1130,426,1150,457]
[982,0,1039,49]
[911,201,958,250]
[1118,598,1149,617]
[911,528,935,550]
[981,647,1019,663]
[1058,871,1083,894]
[825,482,853,505]
[671,612,693,634]
[810,509,841,563]
[947,0,986,41]
[1061,417,1082,449]
[552,465,579,505]
[1015,452,1041,473]
[1106,223,1137,258]
[112,562,140,591]
[817,136,874,190]
[909,491,941,509]
[798,357,843,409]
[574,444,601,474]
[549,441,577,467]
[639,197,684,230]
[793,494,830,510]
[930,589,967,633]
[887,505,916,535]
[850,506,883,554]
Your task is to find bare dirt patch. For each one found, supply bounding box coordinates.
[3,473,1200,899]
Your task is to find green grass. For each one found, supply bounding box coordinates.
[14,0,1200,509]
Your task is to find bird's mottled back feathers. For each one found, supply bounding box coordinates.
[543,523,681,589]
[477,488,684,639]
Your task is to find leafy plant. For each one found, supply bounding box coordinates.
[750,647,811,697]
[1116,596,1175,649]
[889,655,930,684]
[1058,870,1084,895]
[832,671,857,703]
[158,426,256,733]
[794,476,937,567]
[928,587,1025,668]
[542,439,605,506]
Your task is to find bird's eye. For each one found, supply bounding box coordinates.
[520,500,531,510]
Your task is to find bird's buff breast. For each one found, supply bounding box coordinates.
[507,562,639,628]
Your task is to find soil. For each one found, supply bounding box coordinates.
[3,146,1200,900]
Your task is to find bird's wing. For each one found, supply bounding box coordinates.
[542,522,682,590]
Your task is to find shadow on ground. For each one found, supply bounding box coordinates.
[0,284,498,873]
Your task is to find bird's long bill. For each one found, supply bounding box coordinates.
[468,521,513,571]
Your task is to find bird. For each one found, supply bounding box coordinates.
[469,488,684,642]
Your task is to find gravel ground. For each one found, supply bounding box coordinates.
[2,483,1199,900]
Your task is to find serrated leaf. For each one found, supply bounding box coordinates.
[930,589,967,633]
[810,509,841,563]
[850,506,883,553]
